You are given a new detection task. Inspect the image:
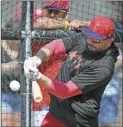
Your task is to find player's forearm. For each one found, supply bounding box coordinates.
[33,17,66,29]
[37,75,82,99]
[1,63,21,73]
[34,21,65,29]
[36,39,66,61]
[37,74,52,89]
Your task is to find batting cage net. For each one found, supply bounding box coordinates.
[1,0,122,127]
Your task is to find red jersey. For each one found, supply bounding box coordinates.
[32,40,66,110]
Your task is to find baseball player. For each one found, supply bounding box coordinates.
[31,1,71,126]
[12,1,70,30]
[24,16,119,127]
[10,1,90,126]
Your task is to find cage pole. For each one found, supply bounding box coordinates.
[20,1,34,127]
[25,1,34,127]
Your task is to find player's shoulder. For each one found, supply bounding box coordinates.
[92,55,115,80]
[66,30,87,44]
[96,43,118,69]
[100,56,115,70]
[62,31,87,50]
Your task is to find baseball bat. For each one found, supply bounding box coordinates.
[32,80,43,102]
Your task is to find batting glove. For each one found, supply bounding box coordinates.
[24,56,42,79]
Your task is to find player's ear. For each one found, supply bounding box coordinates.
[107,38,113,47]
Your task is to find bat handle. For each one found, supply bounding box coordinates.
[32,80,43,102]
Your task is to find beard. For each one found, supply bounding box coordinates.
[86,40,104,56]
[87,44,97,52]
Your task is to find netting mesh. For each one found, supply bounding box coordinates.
[2,1,122,27]
[1,1,122,127]
[69,1,122,22]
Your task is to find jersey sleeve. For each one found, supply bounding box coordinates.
[62,32,85,53]
[71,65,114,94]
[43,31,86,56]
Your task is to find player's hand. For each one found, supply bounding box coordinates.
[24,56,42,79]
[30,70,43,81]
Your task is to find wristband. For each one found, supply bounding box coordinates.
[64,21,70,30]
[36,49,47,62]
[36,72,43,80]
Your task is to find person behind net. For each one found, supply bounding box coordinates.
[98,46,122,127]
[24,16,119,127]
[98,22,123,127]
[1,23,21,126]
[31,1,71,125]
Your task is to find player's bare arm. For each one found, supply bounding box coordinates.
[1,62,21,73]
[1,40,21,73]
[33,17,66,29]
[33,17,90,30]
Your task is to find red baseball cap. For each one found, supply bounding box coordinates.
[82,16,115,40]
[43,0,69,12]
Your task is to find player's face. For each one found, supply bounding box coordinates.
[46,9,67,20]
[87,36,112,53]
